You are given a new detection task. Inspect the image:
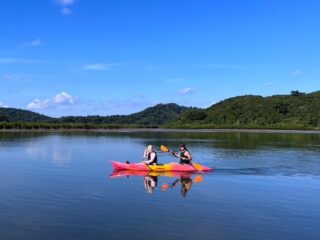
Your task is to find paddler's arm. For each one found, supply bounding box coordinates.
[170,150,180,158]
[142,148,148,160]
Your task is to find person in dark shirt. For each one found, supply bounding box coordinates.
[171,143,192,164]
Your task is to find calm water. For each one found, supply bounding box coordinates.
[0,131,320,240]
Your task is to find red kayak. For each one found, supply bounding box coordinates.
[110,161,212,172]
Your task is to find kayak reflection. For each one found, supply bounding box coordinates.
[110,170,207,197]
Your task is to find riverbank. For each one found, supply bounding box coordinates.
[1,128,320,134]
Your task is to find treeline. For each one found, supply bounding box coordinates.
[167,91,320,130]
[0,122,158,130]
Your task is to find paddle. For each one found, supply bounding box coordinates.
[160,144,204,171]
[139,158,152,170]
[161,183,169,191]
[160,145,170,153]
[160,145,179,158]
[193,174,204,183]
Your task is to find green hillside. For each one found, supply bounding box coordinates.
[60,103,193,125]
[0,104,193,128]
[0,108,53,122]
[1,92,320,130]
[168,91,320,129]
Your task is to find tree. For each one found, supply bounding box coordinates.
[291,90,305,97]
[0,114,9,122]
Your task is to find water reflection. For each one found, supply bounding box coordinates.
[110,171,206,197]
[24,140,72,166]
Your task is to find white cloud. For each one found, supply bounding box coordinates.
[27,99,50,110]
[191,63,247,70]
[61,8,72,15]
[204,101,216,108]
[179,87,195,95]
[265,81,273,86]
[26,92,75,110]
[57,0,75,6]
[0,57,41,64]
[0,102,9,108]
[292,70,303,76]
[3,73,47,81]
[30,39,43,46]
[166,77,188,83]
[4,74,27,81]
[54,92,75,105]
[56,0,75,14]
[3,75,14,80]
[144,64,159,71]
[20,39,43,48]
[83,64,114,71]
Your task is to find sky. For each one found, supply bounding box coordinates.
[0,0,319,117]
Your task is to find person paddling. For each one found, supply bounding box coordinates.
[142,145,158,165]
[171,143,192,164]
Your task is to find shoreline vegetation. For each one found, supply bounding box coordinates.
[1,91,320,131]
[1,127,320,134]
[0,122,318,131]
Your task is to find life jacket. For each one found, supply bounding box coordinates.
[148,151,158,165]
[180,151,191,160]
[180,151,191,164]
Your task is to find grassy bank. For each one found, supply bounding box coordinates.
[164,123,320,130]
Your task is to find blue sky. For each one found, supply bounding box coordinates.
[0,0,319,117]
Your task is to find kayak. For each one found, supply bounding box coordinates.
[110,161,212,172]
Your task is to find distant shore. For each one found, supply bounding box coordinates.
[1,128,320,134]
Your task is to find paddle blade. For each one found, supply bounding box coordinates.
[160,145,169,152]
[162,183,169,191]
[192,163,205,171]
[193,175,204,183]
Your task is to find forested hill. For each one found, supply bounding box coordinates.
[60,103,193,125]
[0,108,53,122]
[168,91,320,129]
[1,92,320,130]
[0,103,193,126]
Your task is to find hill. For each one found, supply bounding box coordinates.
[1,91,320,130]
[168,91,320,129]
[60,103,193,125]
[0,103,193,126]
[0,107,53,122]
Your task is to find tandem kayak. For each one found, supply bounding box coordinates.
[110,161,212,172]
